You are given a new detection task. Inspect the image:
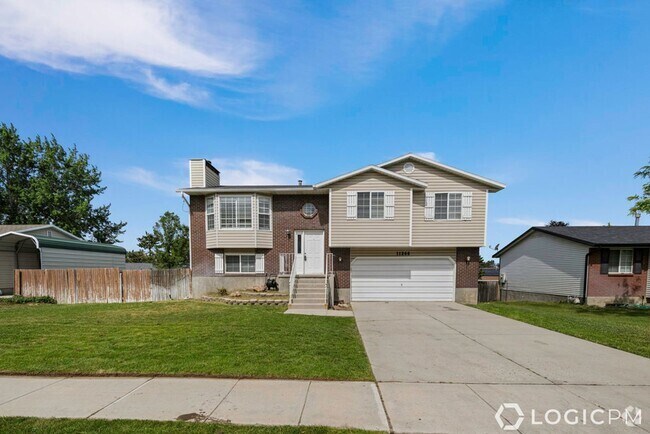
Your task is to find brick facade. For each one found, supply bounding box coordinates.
[587,248,648,300]
[456,247,480,288]
[189,195,220,277]
[265,194,329,275]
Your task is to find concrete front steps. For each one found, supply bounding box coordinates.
[287,275,327,311]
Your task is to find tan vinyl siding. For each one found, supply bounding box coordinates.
[257,230,273,249]
[206,229,218,248]
[39,248,125,269]
[351,247,455,259]
[214,230,257,248]
[386,159,487,247]
[190,160,205,188]
[330,172,411,247]
[205,167,220,187]
[499,232,589,297]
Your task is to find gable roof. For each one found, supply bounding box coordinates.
[0,232,126,254]
[378,153,505,191]
[494,226,650,257]
[314,165,428,189]
[0,224,82,240]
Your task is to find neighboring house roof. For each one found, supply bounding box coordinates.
[314,165,429,189]
[0,224,83,241]
[481,268,500,277]
[494,226,650,258]
[377,153,506,192]
[0,232,126,254]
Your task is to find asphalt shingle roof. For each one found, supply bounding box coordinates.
[536,225,650,245]
[0,224,48,235]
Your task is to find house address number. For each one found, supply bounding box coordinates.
[396,251,411,256]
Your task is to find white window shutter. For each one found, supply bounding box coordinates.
[255,253,265,273]
[215,253,224,274]
[461,192,473,220]
[384,191,395,219]
[425,192,435,220]
[346,192,357,219]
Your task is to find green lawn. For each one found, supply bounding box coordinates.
[0,417,383,434]
[0,301,373,380]
[475,302,650,358]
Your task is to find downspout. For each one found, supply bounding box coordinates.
[582,251,590,304]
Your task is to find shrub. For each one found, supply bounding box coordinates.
[0,295,57,304]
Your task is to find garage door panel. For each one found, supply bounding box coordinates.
[351,256,455,302]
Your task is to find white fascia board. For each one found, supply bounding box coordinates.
[314,165,427,189]
[378,153,506,191]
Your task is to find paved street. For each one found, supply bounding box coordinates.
[355,302,650,433]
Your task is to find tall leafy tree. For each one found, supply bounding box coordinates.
[546,220,569,227]
[628,159,650,217]
[137,212,189,269]
[0,123,126,242]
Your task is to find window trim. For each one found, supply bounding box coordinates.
[429,192,463,221]
[205,195,216,231]
[219,195,253,230]
[608,248,634,275]
[258,195,272,231]
[224,253,257,274]
[356,191,385,220]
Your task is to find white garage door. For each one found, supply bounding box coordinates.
[351,256,455,301]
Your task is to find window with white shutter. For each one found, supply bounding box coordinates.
[346,191,357,219]
[461,192,473,220]
[425,193,435,220]
[384,191,395,219]
[215,252,224,274]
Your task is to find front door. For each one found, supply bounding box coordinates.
[294,230,324,275]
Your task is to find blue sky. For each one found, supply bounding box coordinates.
[1,0,649,256]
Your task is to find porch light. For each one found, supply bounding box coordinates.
[285,229,291,238]
[466,256,471,264]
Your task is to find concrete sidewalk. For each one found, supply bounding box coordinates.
[0,376,389,431]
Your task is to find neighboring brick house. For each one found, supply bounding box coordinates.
[494,226,650,306]
[178,154,505,305]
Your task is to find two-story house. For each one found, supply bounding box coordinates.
[178,154,504,307]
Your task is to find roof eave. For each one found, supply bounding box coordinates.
[314,165,428,189]
[378,153,506,191]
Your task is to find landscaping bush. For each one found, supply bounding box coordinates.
[0,295,57,304]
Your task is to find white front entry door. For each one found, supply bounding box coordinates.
[294,230,325,275]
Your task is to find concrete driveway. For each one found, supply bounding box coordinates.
[354,302,650,433]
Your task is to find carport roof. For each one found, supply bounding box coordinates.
[0,232,126,254]
[494,225,650,257]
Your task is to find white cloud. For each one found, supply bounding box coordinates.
[212,158,303,186]
[115,166,179,195]
[416,152,438,161]
[0,0,496,116]
[497,217,545,227]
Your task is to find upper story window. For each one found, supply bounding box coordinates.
[357,192,384,219]
[426,192,471,220]
[301,202,317,218]
[258,196,271,230]
[220,196,252,229]
[609,249,633,274]
[206,196,215,230]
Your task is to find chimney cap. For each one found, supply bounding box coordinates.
[298,179,303,186]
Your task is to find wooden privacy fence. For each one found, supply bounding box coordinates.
[477,280,500,303]
[14,268,192,304]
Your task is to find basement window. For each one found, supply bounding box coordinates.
[225,254,256,273]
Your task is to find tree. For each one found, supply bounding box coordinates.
[546,220,569,227]
[628,159,650,217]
[0,123,126,242]
[479,256,496,268]
[126,250,152,264]
[137,212,189,269]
